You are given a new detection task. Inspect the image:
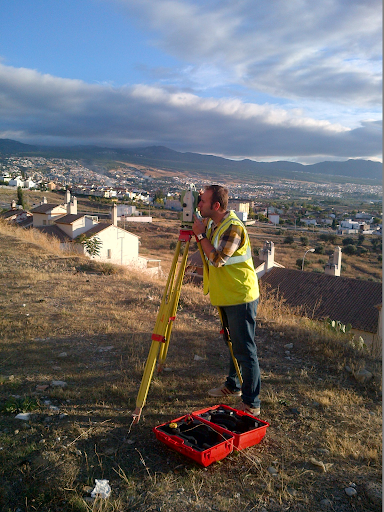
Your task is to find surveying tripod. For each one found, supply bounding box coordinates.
[132,228,243,424]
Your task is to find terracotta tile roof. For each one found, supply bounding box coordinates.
[84,223,112,236]
[0,208,30,220]
[82,223,140,239]
[253,257,265,269]
[34,225,73,243]
[261,267,382,333]
[17,217,34,228]
[31,203,65,213]
[54,214,85,224]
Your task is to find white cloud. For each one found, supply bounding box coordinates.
[113,0,382,106]
[0,63,381,161]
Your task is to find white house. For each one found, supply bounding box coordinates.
[301,218,317,226]
[340,219,360,230]
[8,176,24,187]
[268,214,279,225]
[78,222,143,267]
[235,211,248,222]
[117,205,138,217]
[31,201,68,226]
[228,202,250,214]
[165,199,183,211]
[24,179,36,189]
[0,174,11,183]
[31,193,155,272]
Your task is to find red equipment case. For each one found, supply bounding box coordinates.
[192,404,270,451]
[153,413,234,467]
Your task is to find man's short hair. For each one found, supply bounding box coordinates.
[205,185,228,211]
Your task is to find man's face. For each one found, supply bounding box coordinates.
[198,189,215,218]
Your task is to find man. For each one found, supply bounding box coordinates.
[192,185,261,416]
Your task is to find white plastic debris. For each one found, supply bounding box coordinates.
[91,479,111,499]
[50,380,67,388]
[194,355,204,361]
[15,413,31,421]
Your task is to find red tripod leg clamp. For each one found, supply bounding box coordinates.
[152,334,166,343]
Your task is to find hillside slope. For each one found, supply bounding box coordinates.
[0,223,381,511]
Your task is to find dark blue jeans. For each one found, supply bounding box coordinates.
[220,299,260,408]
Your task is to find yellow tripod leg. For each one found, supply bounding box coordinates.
[158,238,190,370]
[133,231,194,424]
[132,341,161,424]
[132,240,182,424]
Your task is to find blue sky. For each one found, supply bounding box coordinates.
[0,0,382,163]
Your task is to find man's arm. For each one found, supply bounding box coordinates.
[192,216,243,267]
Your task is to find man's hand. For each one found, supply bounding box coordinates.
[192,214,206,236]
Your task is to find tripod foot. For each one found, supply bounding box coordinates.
[132,407,142,425]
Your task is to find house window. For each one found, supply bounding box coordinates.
[43,220,47,225]
[107,249,112,259]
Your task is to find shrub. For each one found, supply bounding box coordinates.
[284,235,294,244]
[342,237,356,246]
[358,234,365,244]
[357,246,369,256]
[17,186,25,209]
[300,236,309,246]
[343,244,357,255]
[314,245,325,254]
[371,238,382,252]
[75,234,102,257]
[296,258,309,269]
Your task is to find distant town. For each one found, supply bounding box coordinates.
[0,154,382,235]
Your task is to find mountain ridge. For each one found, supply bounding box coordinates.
[0,138,381,183]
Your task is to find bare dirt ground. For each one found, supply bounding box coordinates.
[0,221,382,512]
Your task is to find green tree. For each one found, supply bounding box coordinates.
[331,218,337,230]
[343,244,357,255]
[296,257,309,269]
[342,237,355,246]
[76,234,102,257]
[357,246,368,256]
[358,233,365,244]
[17,186,25,209]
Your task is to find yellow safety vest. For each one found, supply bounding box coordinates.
[203,211,259,306]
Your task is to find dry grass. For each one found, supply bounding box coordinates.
[0,220,382,512]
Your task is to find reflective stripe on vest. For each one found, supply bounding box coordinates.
[208,212,251,266]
